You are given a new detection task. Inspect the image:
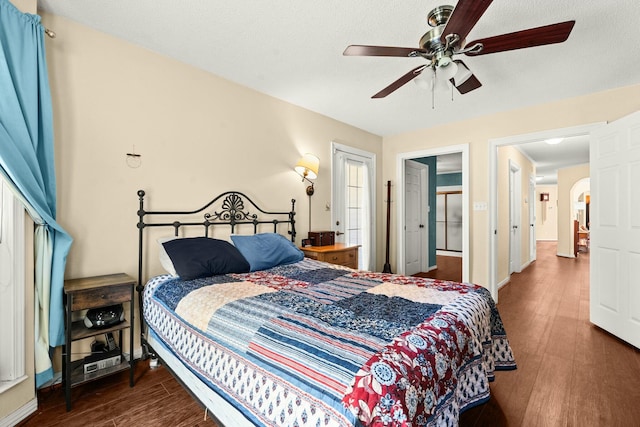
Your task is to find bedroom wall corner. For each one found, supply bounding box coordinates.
[39,11,382,360]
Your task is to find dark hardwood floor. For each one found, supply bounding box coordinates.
[461,241,640,426]
[414,253,463,282]
[19,241,640,426]
[18,362,217,426]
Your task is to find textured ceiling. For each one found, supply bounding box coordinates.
[37,0,634,182]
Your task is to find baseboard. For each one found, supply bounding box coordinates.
[436,250,463,258]
[557,252,576,259]
[0,398,37,427]
[497,276,510,289]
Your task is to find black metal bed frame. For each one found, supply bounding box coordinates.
[135,189,296,358]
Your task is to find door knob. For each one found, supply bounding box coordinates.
[336,231,344,236]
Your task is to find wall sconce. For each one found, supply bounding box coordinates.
[295,153,319,196]
[295,153,320,233]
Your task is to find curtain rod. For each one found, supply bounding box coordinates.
[44,28,55,38]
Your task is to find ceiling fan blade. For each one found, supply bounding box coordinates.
[464,21,576,56]
[450,60,482,94]
[372,65,427,98]
[343,45,427,58]
[441,0,494,44]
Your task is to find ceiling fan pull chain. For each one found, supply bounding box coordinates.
[431,75,436,110]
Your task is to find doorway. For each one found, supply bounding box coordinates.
[509,160,522,275]
[489,122,602,301]
[404,159,428,276]
[331,142,376,271]
[397,144,469,282]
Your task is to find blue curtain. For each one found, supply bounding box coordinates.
[0,0,73,387]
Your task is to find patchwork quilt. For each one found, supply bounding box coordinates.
[143,258,515,426]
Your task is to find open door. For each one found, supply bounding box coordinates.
[404,160,428,276]
[590,110,640,349]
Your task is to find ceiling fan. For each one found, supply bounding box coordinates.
[343,0,575,99]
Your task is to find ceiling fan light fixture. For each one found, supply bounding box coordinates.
[437,60,458,81]
[414,66,435,89]
[453,61,473,86]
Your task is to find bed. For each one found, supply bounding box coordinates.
[136,189,516,427]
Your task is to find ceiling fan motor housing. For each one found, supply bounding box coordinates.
[420,5,459,65]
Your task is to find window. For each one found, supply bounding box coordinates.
[346,160,364,246]
[0,177,26,392]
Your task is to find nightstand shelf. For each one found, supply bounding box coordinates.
[300,243,360,269]
[63,273,136,411]
[69,319,132,341]
[68,357,131,385]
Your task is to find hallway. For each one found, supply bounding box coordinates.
[461,241,640,426]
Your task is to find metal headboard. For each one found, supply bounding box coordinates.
[135,189,296,342]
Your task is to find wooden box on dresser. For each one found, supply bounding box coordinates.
[300,243,359,269]
[62,273,136,411]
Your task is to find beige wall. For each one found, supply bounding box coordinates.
[557,163,590,257]
[496,145,534,284]
[536,185,559,241]
[383,84,640,287]
[39,12,383,357]
[41,12,383,279]
[10,0,34,13]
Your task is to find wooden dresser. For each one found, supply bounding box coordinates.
[300,243,359,269]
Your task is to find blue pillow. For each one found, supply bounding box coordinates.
[162,237,250,280]
[230,233,303,272]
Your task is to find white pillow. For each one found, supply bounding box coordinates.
[157,236,178,276]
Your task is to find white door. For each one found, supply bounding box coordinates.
[529,175,537,262]
[590,111,640,348]
[404,160,428,276]
[509,161,522,274]
[332,143,376,271]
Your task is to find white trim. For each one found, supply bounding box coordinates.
[396,144,469,282]
[488,122,605,302]
[0,180,26,384]
[0,375,27,394]
[0,397,37,427]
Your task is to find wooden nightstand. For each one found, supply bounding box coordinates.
[62,273,136,411]
[300,243,360,269]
